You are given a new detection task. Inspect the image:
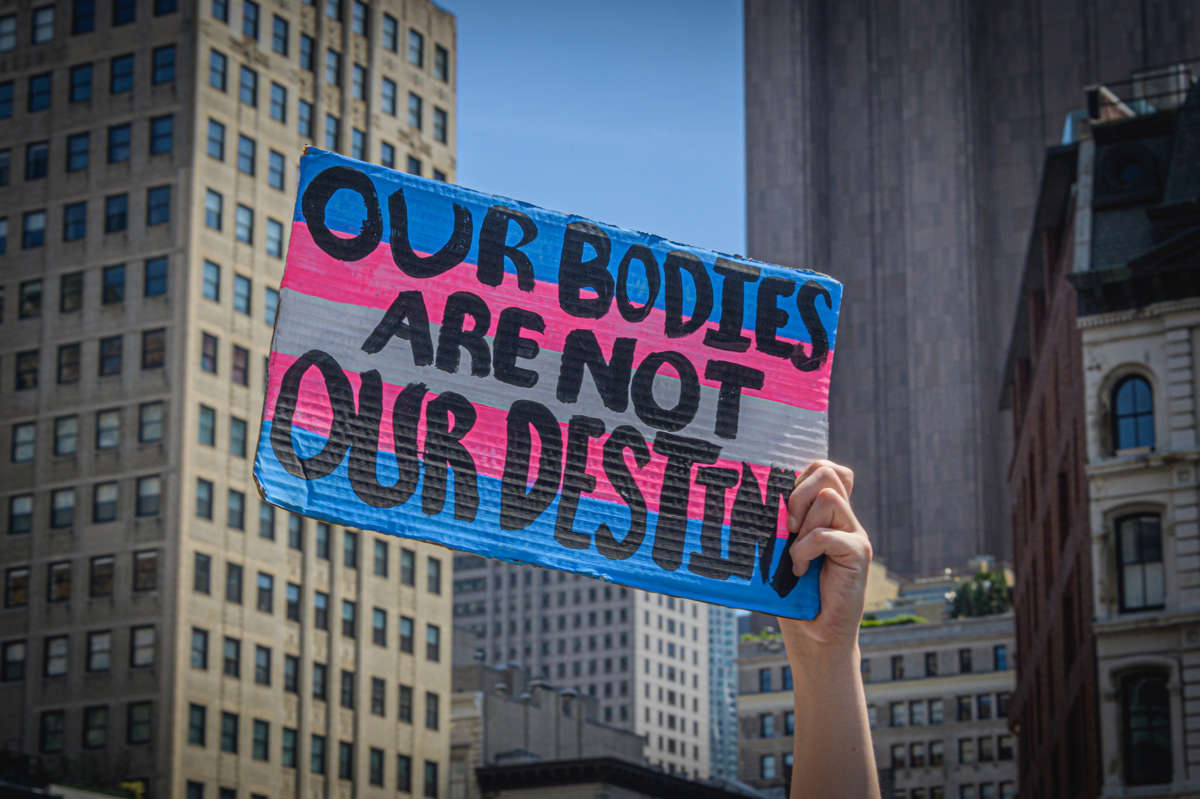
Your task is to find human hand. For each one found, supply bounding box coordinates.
[777,460,872,657]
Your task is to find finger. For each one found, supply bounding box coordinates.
[790,488,867,577]
[787,462,854,532]
[789,526,873,577]
[798,459,855,498]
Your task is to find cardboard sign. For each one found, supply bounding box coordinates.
[254,149,842,619]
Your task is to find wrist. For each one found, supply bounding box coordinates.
[780,626,861,675]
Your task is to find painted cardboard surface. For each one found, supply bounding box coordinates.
[254,148,843,619]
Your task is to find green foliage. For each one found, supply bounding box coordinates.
[950,569,1012,618]
[860,614,926,628]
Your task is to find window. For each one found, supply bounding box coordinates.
[66,134,89,173]
[92,481,118,522]
[266,218,284,257]
[352,64,366,99]
[341,669,355,708]
[226,561,243,603]
[201,333,218,373]
[232,346,249,385]
[959,648,973,674]
[5,567,29,608]
[282,727,297,767]
[236,204,253,244]
[1118,514,1165,611]
[351,127,365,159]
[70,64,93,102]
[344,531,359,568]
[383,13,398,51]
[237,135,255,175]
[342,600,357,638]
[110,55,133,94]
[147,186,171,225]
[890,702,906,728]
[0,149,9,184]
[325,113,340,150]
[428,558,442,594]
[267,150,285,190]
[0,82,11,118]
[55,416,80,457]
[254,644,271,684]
[108,122,131,161]
[311,734,326,774]
[71,0,94,33]
[151,116,174,155]
[26,141,49,181]
[891,655,904,680]
[131,625,155,666]
[997,691,1011,718]
[229,274,251,315]
[435,45,449,81]
[191,628,208,669]
[315,591,329,630]
[112,0,136,26]
[288,515,303,549]
[230,417,247,458]
[409,29,424,67]
[300,34,315,71]
[202,262,222,303]
[408,92,423,129]
[401,548,415,584]
[156,0,177,14]
[269,82,287,122]
[1122,671,1172,785]
[930,697,944,724]
[325,49,341,85]
[101,264,126,304]
[399,616,414,653]
[47,560,71,600]
[153,45,176,84]
[23,210,46,248]
[284,654,298,692]
[286,583,300,621]
[194,553,212,594]
[0,14,14,50]
[84,706,109,748]
[54,345,79,389]
[242,0,259,38]
[1113,375,1155,451]
[12,422,35,462]
[758,667,772,692]
[313,662,327,700]
[957,695,972,721]
[2,641,25,681]
[27,73,51,112]
[15,351,38,390]
[87,630,112,671]
[373,539,388,576]
[220,711,238,752]
[317,523,331,558]
[205,191,225,231]
[257,572,273,613]
[993,644,1007,670]
[398,683,413,722]
[890,743,905,768]
[299,99,314,137]
[228,489,245,529]
[188,704,206,745]
[433,107,448,143]
[958,737,976,764]
[41,711,65,753]
[210,49,228,91]
[381,141,395,168]
[352,0,367,34]
[264,287,280,325]
[372,608,386,645]
[19,280,43,319]
[370,746,384,785]
[212,0,228,21]
[61,202,87,242]
[977,693,993,720]
[239,67,257,106]
[252,718,269,760]
[425,691,439,729]
[325,0,341,19]
[272,15,288,54]
[136,476,161,517]
[760,713,774,738]
[426,624,440,661]
[223,636,240,677]
[102,196,127,236]
[96,335,121,376]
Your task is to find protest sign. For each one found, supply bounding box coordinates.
[253,148,842,619]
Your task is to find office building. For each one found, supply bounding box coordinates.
[744,0,1200,576]
[0,0,457,796]
[738,615,1017,798]
[452,555,711,779]
[708,604,739,782]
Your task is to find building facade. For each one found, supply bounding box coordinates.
[708,604,739,782]
[451,555,711,779]
[0,0,457,796]
[1001,138,1100,796]
[744,0,1200,577]
[738,615,1017,799]
[1069,78,1200,796]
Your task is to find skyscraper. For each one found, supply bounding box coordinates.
[707,604,739,782]
[0,1,457,795]
[743,0,1200,576]
[452,555,712,779]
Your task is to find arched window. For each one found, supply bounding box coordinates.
[1116,514,1164,612]
[1122,671,1172,785]
[1112,375,1155,451]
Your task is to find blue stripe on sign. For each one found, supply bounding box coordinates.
[254,419,822,620]
[290,149,842,351]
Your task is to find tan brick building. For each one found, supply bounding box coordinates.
[738,615,1017,799]
[0,0,457,796]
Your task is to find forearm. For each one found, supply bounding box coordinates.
[784,637,879,799]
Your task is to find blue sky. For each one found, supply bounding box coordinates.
[438,0,746,256]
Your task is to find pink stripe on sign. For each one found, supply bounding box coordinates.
[283,223,833,413]
[263,350,792,536]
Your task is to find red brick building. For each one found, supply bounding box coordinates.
[1002,144,1100,798]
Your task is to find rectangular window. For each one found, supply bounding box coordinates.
[317,523,331,558]
[344,531,359,568]
[269,82,287,122]
[0,149,10,184]
[87,630,111,671]
[28,73,51,111]
[265,287,280,325]
[223,636,240,677]
[325,114,340,150]
[228,489,245,530]
[5,567,30,608]
[66,134,89,173]
[193,553,211,594]
[959,648,973,673]
[232,346,249,385]
[136,476,161,516]
[146,115,173,155]
[282,727,297,767]
[15,351,38,390]
[427,558,442,594]
[401,548,415,585]
[267,150,285,190]
[142,257,168,297]
[252,718,269,761]
[426,624,440,662]
[139,401,164,443]
[256,572,274,614]
[92,482,118,523]
[372,607,387,646]
[236,204,253,244]
[196,478,213,517]
[435,45,449,82]
[201,333,218,373]
[33,7,55,44]
[407,155,421,176]
[409,29,424,67]
[272,15,288,54]
[341,669,355,708]
[110,55,133,94]
[146,186,170,225]
[237,135,255,175]
[70,64,92,102]
[383,14,398,50]
[209,49,227,91]
[408,93,423,129]
[424,760,438,798]
[220,711,238,752]
[300,34,314,71]
[398,684,413,723]
[1,641,25,681]
[254,644,271,684]
[288,515,303,549]
[153,45,175,83]
[342,600,357,638]
[993,644,1007,670]
[191,627,208,669]
[266,218,284,257]
[26,141,49,180]
[381,77,397,115]
[198,404,215,446]
[19,279,42,318]
[315,591,329,630]
[41,711,65,753]
[351,127,365,159]
[112,0,136,26]
[84,706,108,749]
[433,107,448,143]
[0,82,12,118]
[338,740,354,779]
[286,583,300,621]
[108,124,132,164]
[53,416,78,457]
[325,49,341,85]
[311,734,326,774]
[212,0,228,21]
[226,562,243,603]
[399,616,414,653]
[228,416,247,458]
[188,704,206,745]
[242,0,259,39]
[47,560,71,600]
[12,422,35,462]
[374,539,388,576]
[313,662,327,700]
[352,0,367,35]
[71,0,94,33]
[239,66,257,106]
[231,274,252,315]
[23,210,47,248]
[131,624,155,666]
[299,99,313,137]
[284,654,298,692]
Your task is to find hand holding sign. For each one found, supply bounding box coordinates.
[254,149,843,619]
